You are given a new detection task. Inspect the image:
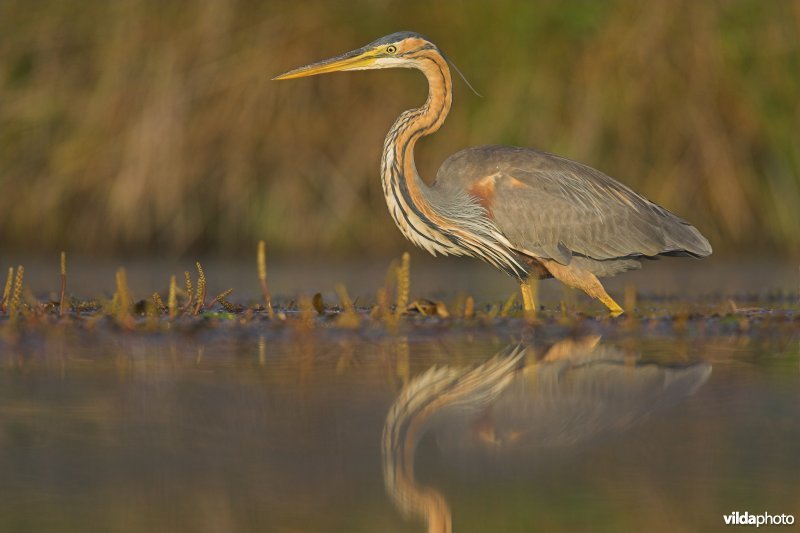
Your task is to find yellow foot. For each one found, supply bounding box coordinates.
[600,294,624,317]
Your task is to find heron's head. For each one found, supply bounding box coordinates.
[273,31,437,80]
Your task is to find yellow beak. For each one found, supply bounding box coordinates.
[272,47,377,80]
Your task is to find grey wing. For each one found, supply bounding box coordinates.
[437,146,712,265]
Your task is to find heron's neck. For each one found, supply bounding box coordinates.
[377,51,527,279]
[383,52,452,189]
[380,50,453,256]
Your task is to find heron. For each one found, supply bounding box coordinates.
[273,31,712,316]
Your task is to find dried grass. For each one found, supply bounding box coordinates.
[0,1,797,256]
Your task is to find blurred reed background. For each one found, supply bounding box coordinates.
[1,0,798,258]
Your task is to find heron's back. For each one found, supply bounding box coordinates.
[435,145,712,276]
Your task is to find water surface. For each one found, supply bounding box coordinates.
[1,330,797,532]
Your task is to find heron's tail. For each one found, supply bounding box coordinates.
[662,221,713,258]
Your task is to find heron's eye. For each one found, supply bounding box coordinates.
[386,45,397,54]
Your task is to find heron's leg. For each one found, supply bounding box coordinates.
[595,289,624,317]
[519,278,538,318]
[541,260,624,316]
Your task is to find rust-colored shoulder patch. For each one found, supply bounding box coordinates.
[468,174,497,216]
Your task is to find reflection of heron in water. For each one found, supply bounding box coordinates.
[383,345,524,533]
[381,339,710,533]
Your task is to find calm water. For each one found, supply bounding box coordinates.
[1,329,798,532]
[12,253,800,306]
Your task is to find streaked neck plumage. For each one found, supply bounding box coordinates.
[379,45,527,279]
[379,45,453,255]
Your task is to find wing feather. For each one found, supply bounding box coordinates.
[436,146,712,264]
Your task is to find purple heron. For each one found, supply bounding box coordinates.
[274,32,712,315]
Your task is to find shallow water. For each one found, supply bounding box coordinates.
[1,329,798,532]
[11,253,800,306]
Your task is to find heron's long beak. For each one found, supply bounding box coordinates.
[272,46,377,80]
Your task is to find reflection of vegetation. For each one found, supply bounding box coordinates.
[0,1,798,254]
[0,329,796,531]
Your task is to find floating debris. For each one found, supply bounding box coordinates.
[0,247,795,341]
